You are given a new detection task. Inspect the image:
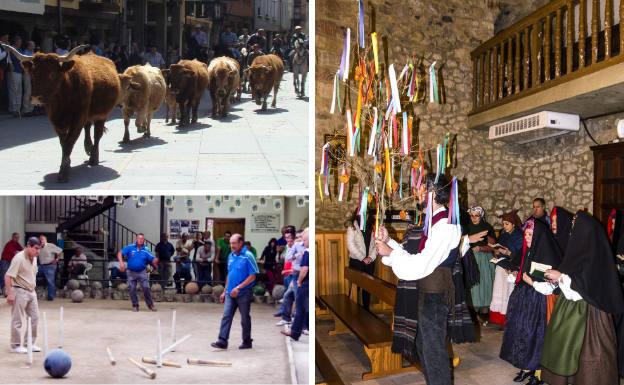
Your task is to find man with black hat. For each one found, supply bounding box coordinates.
[5,237,42,353]
[375,175,487,385]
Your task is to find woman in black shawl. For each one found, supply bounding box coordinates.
[260,238,278,293]
[540,211,624,385]
[500,218,562,385]
[550,206,574,254]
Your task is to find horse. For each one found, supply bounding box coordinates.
[289,38,308,98]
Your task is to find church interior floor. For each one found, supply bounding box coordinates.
[315,318,624,385]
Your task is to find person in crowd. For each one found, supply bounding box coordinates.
[466,206,497,324]
[195,241,214,288]
[117,233,158,312]
[54,37,68,55]
[211,234,258,350]
[110,45,128,73]
[290,26,307,48]
[346,209,376,310]
[375,175,486,384]
[173,248,192,294]
[143,45,165,69]
[7,35,24,118]
[108,255,127,285]
[282,228,309,340]
[36,235,62,301]
[246,43,264,67]
[5,237,41,354]
[238,28,250,46]
[220,26,238,48]
[155,233,174,288]
[531,197,551,226]
[275,230,302,326]
[0,33,9,111]
[499,218,562,385]
[20,40,34,116]
[1,232,23,295]
[167,45,179,67]
[270,33,285,59]
[68,247,88,278]
[175,233,193,259]
[536,211,623,384]
[550,206,574,254]
[247,29,267,51]
[489,210,523,326]
[260,238,278,293]
[191,25,208,49]
[215,231,232,283]
[128,42,144,66]
[244,241,257,259]
[191,232,204,278]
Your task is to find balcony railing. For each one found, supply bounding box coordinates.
[471,0,624,116]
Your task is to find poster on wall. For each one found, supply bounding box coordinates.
[250,214,281,233]
[169,219,181,239]
[190,220,200,233]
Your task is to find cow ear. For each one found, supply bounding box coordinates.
[130,81,141,90]
[161,69,169,77]
[229,70,238,77]
[183,68,194,75]
[59,61,75,72]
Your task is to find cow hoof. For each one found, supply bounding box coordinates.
[143,132,150,138]
[88,157,99,166]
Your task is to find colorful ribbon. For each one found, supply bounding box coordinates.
[371,32,379,74]
[339,28,351,82]
[367,107,378,155]
[358,0,365,49]
[429,61,438,103]
[388,64,402,113]
[359,187,369,230]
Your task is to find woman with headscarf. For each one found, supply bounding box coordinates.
[466,206,497,323]
[538,211,624,385]
[489,210,523,327]
[500,218,562,385]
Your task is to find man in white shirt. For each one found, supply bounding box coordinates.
[37,235,62,301]
[196,241,215,288]
[375,176,486,385]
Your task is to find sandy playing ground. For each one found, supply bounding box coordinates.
[0,298,293,384]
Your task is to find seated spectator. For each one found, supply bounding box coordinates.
[173,248,192,293]
[108,256,127,285]
[244,241,257,259]
[68,247,88,277]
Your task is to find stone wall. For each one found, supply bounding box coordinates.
[315,0,622,231]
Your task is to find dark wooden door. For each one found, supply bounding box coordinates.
[210,218,246,241]
[592,142,624,225]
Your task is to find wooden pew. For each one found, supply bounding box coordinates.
[319,267,418,380]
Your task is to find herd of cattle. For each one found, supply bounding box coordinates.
[0,43,286,182]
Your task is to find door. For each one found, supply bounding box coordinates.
[209,218,246,240]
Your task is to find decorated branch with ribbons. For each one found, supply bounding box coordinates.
[319,0,457,234]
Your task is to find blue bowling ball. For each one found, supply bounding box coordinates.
[44,349,72,378]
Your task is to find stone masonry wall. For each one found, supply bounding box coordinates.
[316,0,621,231]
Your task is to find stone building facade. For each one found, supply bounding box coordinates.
[316,0,622,231]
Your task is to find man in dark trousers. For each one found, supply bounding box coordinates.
[211,234,259,350]
[375,176,486,385]
[155,233,174,288]
[118,233,159,312]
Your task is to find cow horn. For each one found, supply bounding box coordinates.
[58,44,89,62]
[0,43,33,62]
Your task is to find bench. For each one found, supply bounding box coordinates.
[319,267,418,380]
[315,338,345,385]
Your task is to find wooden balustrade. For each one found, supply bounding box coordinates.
[470,0,624,114]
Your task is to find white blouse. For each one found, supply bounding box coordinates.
[532,274,583,301]
[381,207,462,280]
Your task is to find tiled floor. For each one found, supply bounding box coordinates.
[316,318,624,385]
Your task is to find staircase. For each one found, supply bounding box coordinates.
[26,196,156,284]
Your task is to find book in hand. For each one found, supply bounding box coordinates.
[488,243,506,249]
[529,261,552,282]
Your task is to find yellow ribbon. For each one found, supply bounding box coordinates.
[371,32,379,74]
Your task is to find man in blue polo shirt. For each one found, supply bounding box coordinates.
[211,233,259,350]
[118,233,159,312]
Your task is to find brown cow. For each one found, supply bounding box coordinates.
[1,43,120,182]
[159,69,178,124]
[207,56,240,119]
[118,63,166,142]
[245,54,284,111]
[163,59,209,126]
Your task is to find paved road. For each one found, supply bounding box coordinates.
[0,72,308,190]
